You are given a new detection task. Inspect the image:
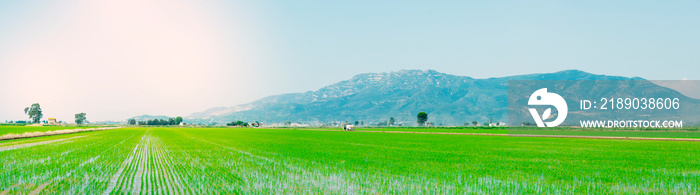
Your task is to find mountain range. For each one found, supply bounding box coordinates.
[173,69,700,126]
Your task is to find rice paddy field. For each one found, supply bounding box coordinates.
[1,126,699,194]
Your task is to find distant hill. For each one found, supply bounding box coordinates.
[184,69,700,126]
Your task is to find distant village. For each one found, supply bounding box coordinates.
[8,104,509,127]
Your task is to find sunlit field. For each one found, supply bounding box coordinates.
[1,127,698,194]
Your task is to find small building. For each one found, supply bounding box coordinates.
[48,118,58,125]
[342,124,355,131]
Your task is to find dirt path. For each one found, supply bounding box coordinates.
[0,127,122,141]
[0,135,88,152]
[294,129,700,142]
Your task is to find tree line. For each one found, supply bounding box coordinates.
[129,117,183,126]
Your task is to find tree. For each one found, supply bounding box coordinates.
[284,121,292,126]
[417,112,428,126]
[354,121,359,125]
[226,120,247,127]
[472,121,478,126]
[175,116,183,125]
[389,117,395,126]
[128,119,136,125]
[24,103,43,123]
[75,113,87,125]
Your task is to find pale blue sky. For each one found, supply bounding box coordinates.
[0,0,698,121]
[259,1,699,82]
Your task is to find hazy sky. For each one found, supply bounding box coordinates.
[1,0,698,122]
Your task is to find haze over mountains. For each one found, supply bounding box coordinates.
[161,69,697,126]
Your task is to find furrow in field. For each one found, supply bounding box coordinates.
[120,141,141,193]
[119,135,145,193]
[150,140,163,194]
[104,130,187,195]
[0,135,87,152]
[151,137,185,194]
[136,140,148,192]
[132,136,148,194]
[141,135,187,194]
[103,131,148,195]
